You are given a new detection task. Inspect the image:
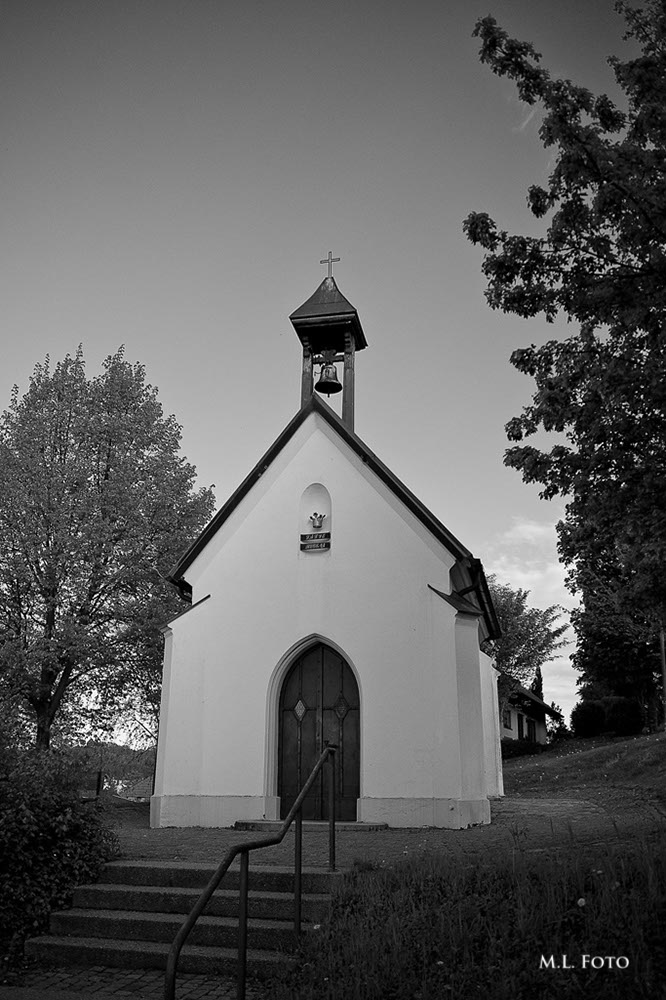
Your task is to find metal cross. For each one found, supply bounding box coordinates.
[320,251,340,277]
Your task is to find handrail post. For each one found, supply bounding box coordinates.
[294,808,302,938]
[237,850,249,1000]
[164,948,177,1000]
[328,747,336,871]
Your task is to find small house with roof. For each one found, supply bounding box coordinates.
[502,685,562,745]
[151,265,504,829]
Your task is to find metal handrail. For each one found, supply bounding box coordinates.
[164,743,337,1000]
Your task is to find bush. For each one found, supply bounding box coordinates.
[0,749,119,964]
[570,698,646,739]
[602,696,645,737]
[570,700,606,738]
[501,738,548,759]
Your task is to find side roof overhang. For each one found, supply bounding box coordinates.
[429,581,500,644]
[169,394,500,639]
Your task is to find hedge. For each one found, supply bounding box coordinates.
[0,748,119,964]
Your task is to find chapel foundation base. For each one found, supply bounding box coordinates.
[357,796,491,829]
[150,794,491,829]
[150,795,270,828]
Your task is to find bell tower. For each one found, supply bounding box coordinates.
[289,253,368,432]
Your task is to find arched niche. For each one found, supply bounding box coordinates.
[299,483,332,536]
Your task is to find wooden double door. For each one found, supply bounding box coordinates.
[278,643,360,821]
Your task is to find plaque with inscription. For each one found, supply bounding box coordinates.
[300,540,331,551]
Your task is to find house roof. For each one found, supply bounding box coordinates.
[121,777,153,799]
[510,684,562,719]
[168,393,499,638]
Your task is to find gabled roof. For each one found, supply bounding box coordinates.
[168,394,499,638]
[171,394,466,579]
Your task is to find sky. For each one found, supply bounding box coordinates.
[1,0,635,724]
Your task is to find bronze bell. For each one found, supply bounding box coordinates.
[315,363,342,395]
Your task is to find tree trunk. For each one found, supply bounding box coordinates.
[35,709,51,750]
[31,653,75,749]
[659,622,666,727]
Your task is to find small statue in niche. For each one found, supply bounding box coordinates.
[310,512,326,530]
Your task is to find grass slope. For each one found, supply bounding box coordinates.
[503,731,666,811]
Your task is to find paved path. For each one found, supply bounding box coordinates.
[4,794,663,1000]
[112,793,664,868]
[0,968,266,1000]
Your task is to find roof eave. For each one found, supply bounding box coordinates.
[167,400,319,585]
[290,313,368,352]
[512,683,562,718]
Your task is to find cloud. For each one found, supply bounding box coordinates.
[488,553,573,608]
[499,518,557,546]
[485,516,573,609]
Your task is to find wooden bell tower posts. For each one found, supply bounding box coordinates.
[289,254,368,433]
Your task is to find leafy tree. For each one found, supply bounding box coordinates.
[571,590,661,724]
[603,695,645,735]
[464,2,666,717]
[0,348,215,749]
[484,575,568,709]
[545,702,569,742]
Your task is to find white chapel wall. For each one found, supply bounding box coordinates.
[152,412,493,829]
[479,653,504,797]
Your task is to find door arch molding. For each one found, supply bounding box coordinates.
[264,635,362,816]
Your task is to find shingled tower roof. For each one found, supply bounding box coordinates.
[289,276,368,353]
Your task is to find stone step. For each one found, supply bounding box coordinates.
[102,860,341,894]
[74,883,330,921]
[50,908,304,950]
[25,860,340,977]
[23,935,287,977]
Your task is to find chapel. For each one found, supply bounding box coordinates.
[151,262,504,830]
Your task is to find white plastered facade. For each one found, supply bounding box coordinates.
[152,409,503,829]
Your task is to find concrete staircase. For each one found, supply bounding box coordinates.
[25,859,341,978]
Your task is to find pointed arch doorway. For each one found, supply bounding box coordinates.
[278,643,360,821]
